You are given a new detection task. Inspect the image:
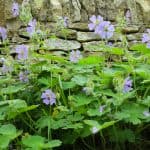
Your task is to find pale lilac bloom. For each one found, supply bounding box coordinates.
[26,19,37,36]
[1,64,13,74]
[63,17,69,27]
[88,15,103,31]
[16,45,28,60]
[91,126,99,134]
[99,105,106,113]
[41,89,56,105]
[12,2,19,17]
[108,42,113,46]
[123,77,133,93]
[125,9,131,22]
[82,87,93,95]
[69,50,82,63]
[142,29,150,48]
[147,43,150,48]
[0,27,7,41]
[19,71,29,82]
[0,57,5,63]
[143,110,150,117]
[96,21,115,39]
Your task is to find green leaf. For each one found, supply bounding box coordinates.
[106,47,124,55]
[130,43,150,54]
[22,135,45,148]
[84,120,116,131]
[36,116,54,130]
[141,96,150,107]
[71,75,87,86]
[79,56,104,65]
[43,140,62,148]
[99,121,116,130]
[0,124,22,149]
[38,77,51,86]
[115,103,146,124]
[135,65,150,79]
[1,85,25,94]
[71,94,95,107]
[0,100,38,120]
[0,135,10,149]
[0,124,16,136]
[84,120,100,128]
[110,128,135,143]
[0,77,14,85]
[22,135,62,149]
[87,108,103,116]
[62,123,83,129]
[62,81,76,90]
[34,53,67,63]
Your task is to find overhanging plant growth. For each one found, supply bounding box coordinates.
[0,2,149,150]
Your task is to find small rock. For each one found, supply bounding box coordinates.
[77,32,101,42]
[82,41,104,52]
[122,26,140,34]
[69,23,89,31]
[43,38,81,51]
[126,33,142,41]
[56,29,77,40]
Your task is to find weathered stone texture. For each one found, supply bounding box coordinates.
[0,0,150,51]
[0,0,5,26]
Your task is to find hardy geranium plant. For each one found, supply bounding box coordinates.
[0,5,150,150]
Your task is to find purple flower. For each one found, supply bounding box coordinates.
[41,89,56,105]
[99,105,106,113]
[63,17,69,27]
[16,45,28,60]
[91,126,99,134]
[12,2,19,17]
[1,64,13,74]
[88,15,103,31]
[108,42,113,46]
[123,77,133,93]
[142,29,150,48]
[69,50,82,63]
[96,21,115,39]
[26,19,37,36]
[82,87,93,95]
[0,27,7,41]
[19,71,29,82]
[143,110,150,117]
[125,9,131,22]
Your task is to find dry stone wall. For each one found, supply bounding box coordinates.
[0,0,150,54]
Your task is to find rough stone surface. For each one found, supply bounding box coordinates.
[0,0,5,26]
[77,32,101,42]
[126,33,142,41]
[43,38,81,51]
[82,41,104,52]
[0,0,150,53]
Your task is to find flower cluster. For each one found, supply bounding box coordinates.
[88,15,115,39]
[142,29,150,48]
[125,9,131,23]
[123,77,133,93]
[99,105,106,113]
[1,64,13,74]
[19,71,29,82]
[0,27,7,41]
[12,2,19,17]
[41,89,56,105]
[16,45,28,60]
[143,110,150,117]
[26,19,37,37]
[69,50,82,63]
[91,126,99,134]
